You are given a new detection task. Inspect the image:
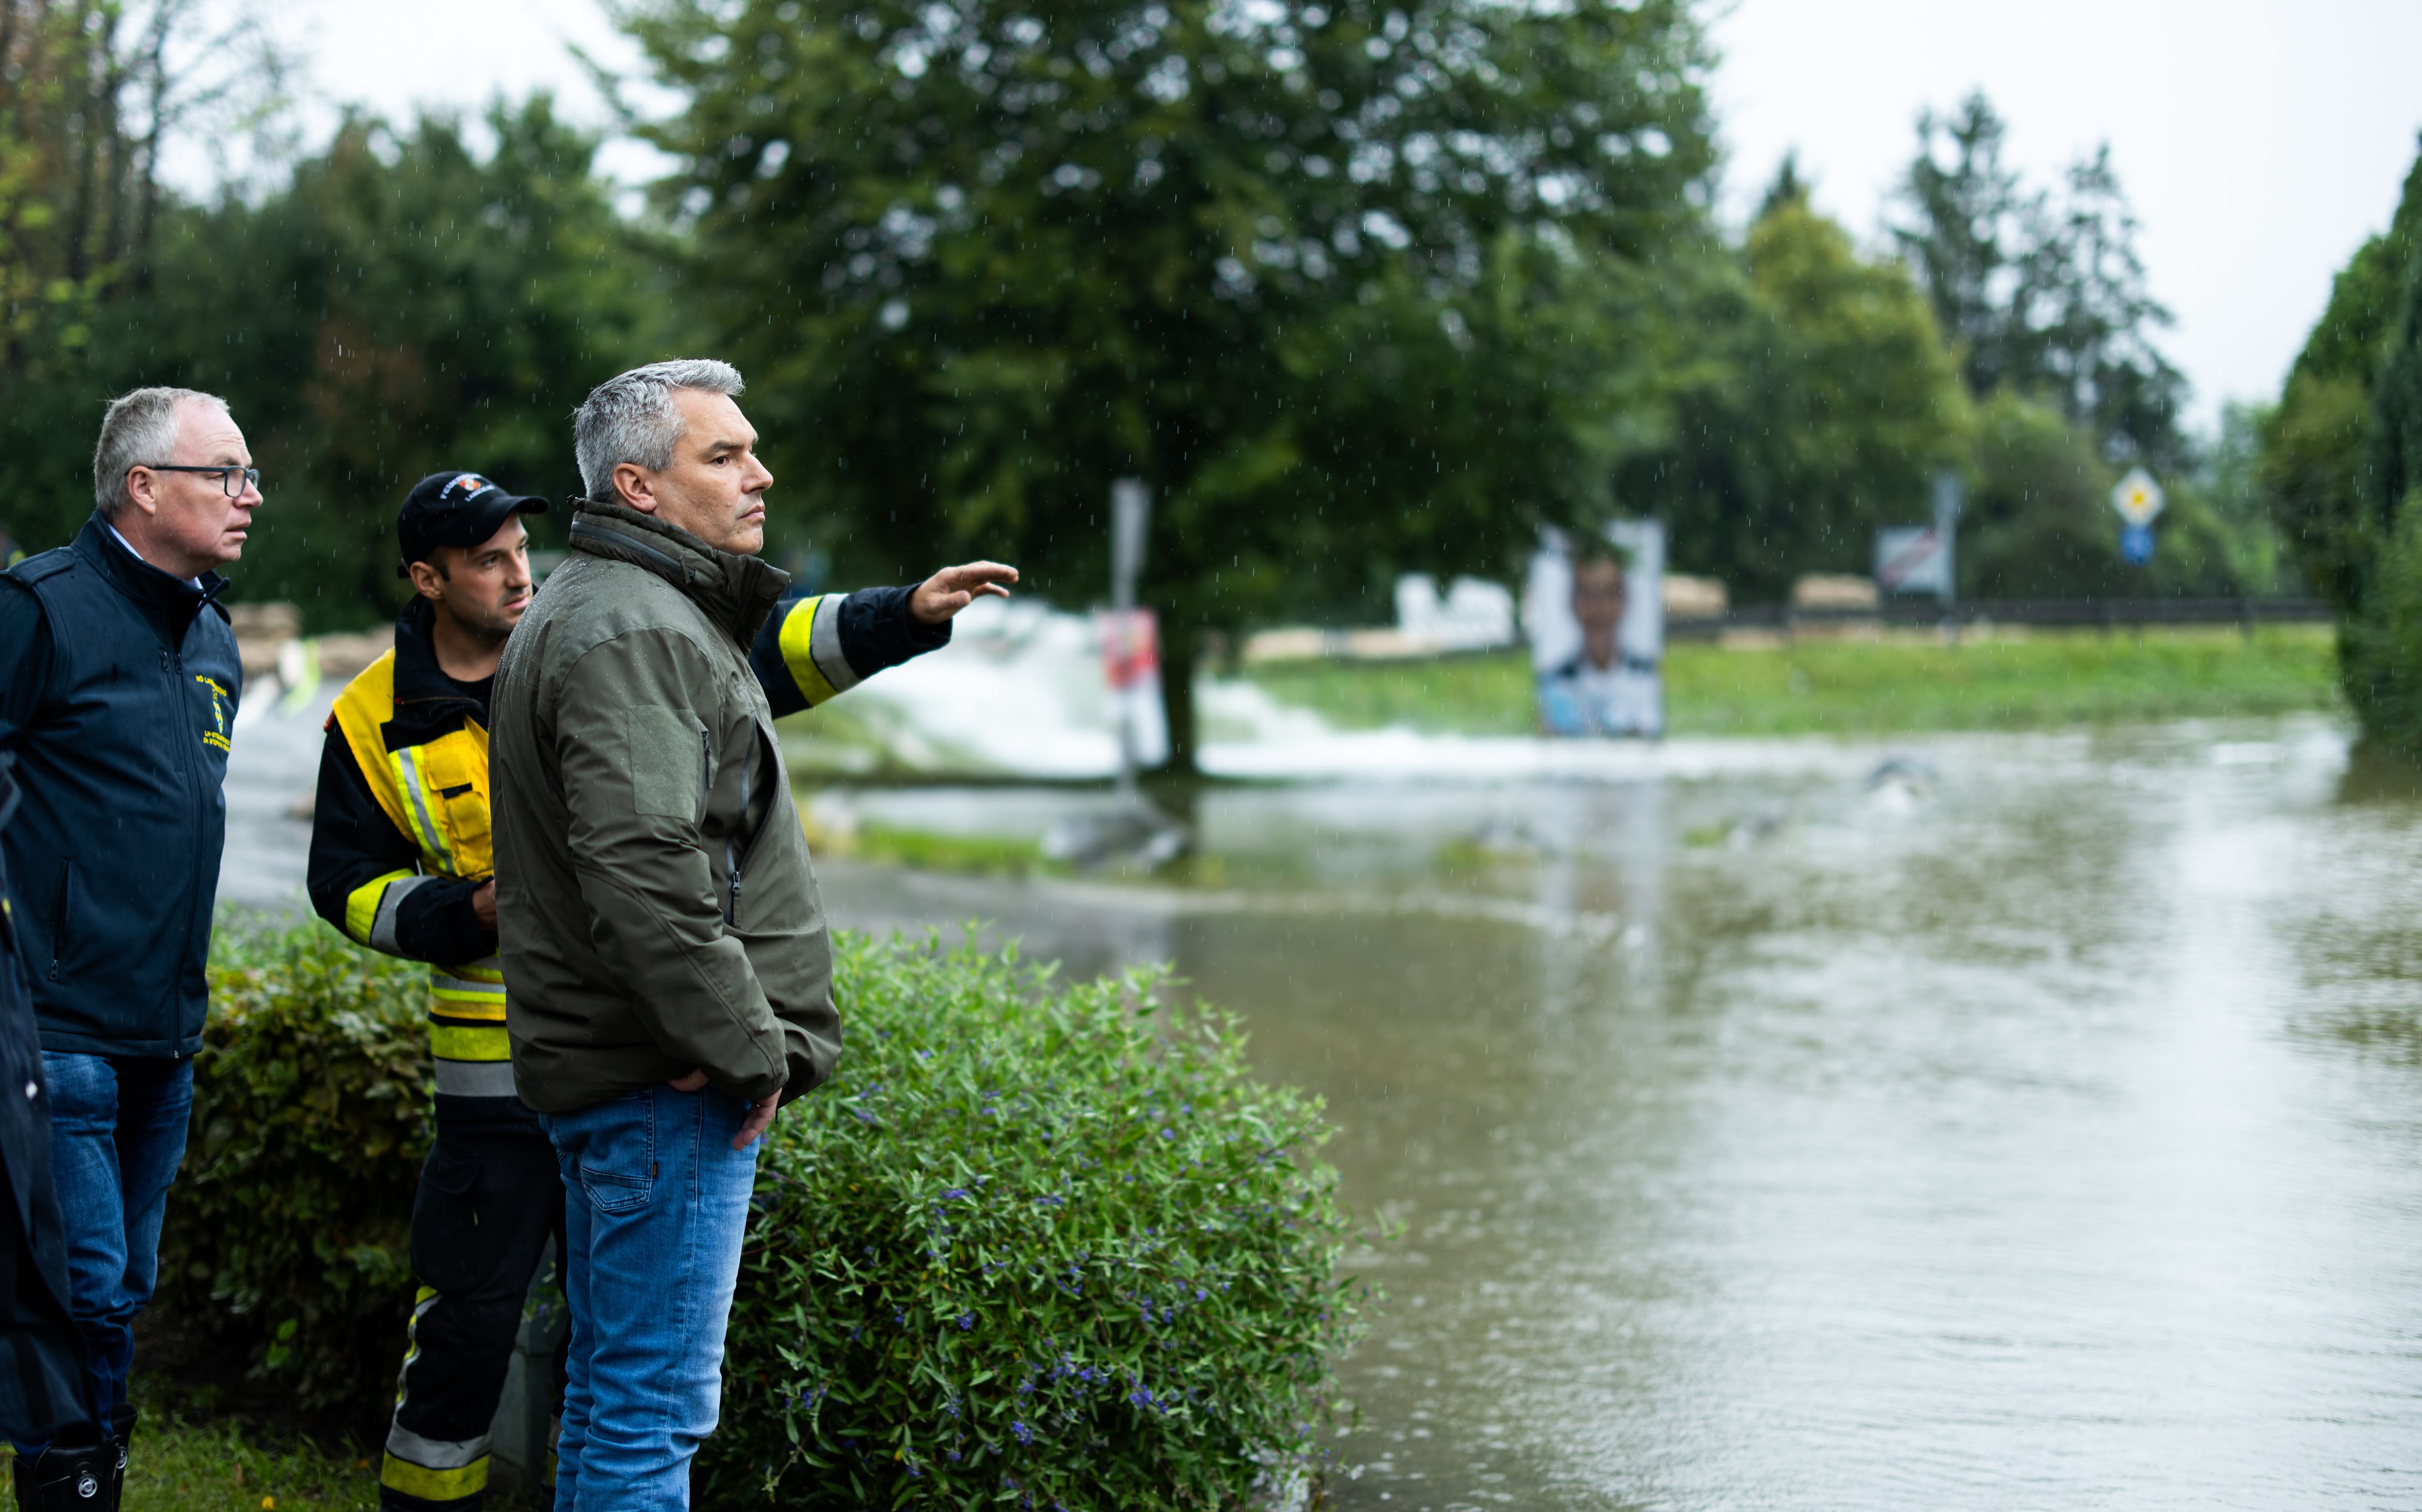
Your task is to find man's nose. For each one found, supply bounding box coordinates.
[747,457,774,493]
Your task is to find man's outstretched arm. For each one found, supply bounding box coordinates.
[749,561,1017,719]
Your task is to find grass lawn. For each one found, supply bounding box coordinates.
[1239,625,2345,738]
[1,1383,380,1511]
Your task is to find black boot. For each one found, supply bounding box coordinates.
[10,1422,114,1510]
[107,1404,136,1506]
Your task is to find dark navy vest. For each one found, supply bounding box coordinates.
[2,515,241,1057]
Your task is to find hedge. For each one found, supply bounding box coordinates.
[162,917,1365,1507]
[159,913,432,1413]
[701,930,1362,1509]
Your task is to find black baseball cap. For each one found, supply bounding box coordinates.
[397,471,548,576]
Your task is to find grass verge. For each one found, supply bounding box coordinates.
[1240,626,2344,738]
[0,1380,380,1511]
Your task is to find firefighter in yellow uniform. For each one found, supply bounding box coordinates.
[309,470,960,1511]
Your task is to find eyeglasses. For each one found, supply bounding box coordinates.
[137,464,260,497]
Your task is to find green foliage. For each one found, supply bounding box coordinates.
[2258,139,2422,751]
[159,915,432,1416]
[1620,195,1968,599]
[701,931,1364,1510]
[2339,494,2422,753]
[623,0,1713,763]
[0,99,662,627]
[2259,147,2420,612]
[1242,629,2341,738]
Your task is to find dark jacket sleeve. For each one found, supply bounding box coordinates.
[306,725,493,965]
[0,581,51,755]
[749,584,951,719]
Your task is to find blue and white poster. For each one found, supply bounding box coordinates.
[1523,521,1665,739]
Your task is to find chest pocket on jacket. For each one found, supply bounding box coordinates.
[392,726,494,879]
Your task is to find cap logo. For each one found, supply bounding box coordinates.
[441,473,491,501]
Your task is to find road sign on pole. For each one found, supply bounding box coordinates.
[2111,468,2165,527]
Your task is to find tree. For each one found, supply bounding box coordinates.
[1892,92,2186,471]
[2260,142,2420,615]
[0,99,664,623]
[2262,139,2422,748]
[623,0,1714,770]
[1617,189,1969,601]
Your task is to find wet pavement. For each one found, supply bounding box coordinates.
[224,706,2422,1508]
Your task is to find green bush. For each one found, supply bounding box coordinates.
[701,931,1365,1510]
[2342,490,2422,756]
[159,913,433,1415]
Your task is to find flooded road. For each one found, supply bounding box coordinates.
[221,704,2422,1506]
[814,716,2422,1510]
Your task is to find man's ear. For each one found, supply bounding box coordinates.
[121,467,162,521]
[611,461,658,514]
[407,560,448,602]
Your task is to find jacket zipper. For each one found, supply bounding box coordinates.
[697,727,712,827]
[47,859,71,981]
[724,728,761,927]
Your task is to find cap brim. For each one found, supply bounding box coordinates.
[455,490,549,545]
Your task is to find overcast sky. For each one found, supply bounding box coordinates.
[269,0,2422,433]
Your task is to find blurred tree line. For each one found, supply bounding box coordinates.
[2260,141,2422,751]
[0,1,2289,767]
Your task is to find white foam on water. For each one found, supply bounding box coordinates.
[845,599,2011,785]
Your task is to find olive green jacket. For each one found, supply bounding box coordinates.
[489,500,840,1114]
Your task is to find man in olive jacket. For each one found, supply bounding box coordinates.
[488,358,1012,1507]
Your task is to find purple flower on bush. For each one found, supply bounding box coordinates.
[957,1311,975,1331]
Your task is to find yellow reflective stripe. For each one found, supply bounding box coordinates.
[431,1003,507,1025]
[778,595,843,707]
[429,1023,512,1061]
[381,1451,490,1504]
[390,745,455,873]
[332,652,415,842]
[345,869,416,946]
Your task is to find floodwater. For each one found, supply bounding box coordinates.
[812,716,2422,1511]
[222,700,2422,1508]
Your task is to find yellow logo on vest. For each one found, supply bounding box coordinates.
[196,675,233,753]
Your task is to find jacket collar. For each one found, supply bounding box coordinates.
[389,597,489,721]
[74,513,229,634]
[564,497,789,647]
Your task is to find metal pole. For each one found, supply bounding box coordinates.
[1932,471,1963,640]
[1110,478,1150,800]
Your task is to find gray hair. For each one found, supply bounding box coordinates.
[573,359,745,501]
[93,386,231,517]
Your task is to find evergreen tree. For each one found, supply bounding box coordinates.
[1892,91,2185,469]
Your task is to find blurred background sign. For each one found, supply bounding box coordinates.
[1097,608,1168,773]
[2111,467,2166,526]
[1875,527,1950,596]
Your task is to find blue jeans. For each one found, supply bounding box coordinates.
[543,1084,760,1511]
[36,1052,193,1432]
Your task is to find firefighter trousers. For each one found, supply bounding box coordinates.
[380,1111,567,1511]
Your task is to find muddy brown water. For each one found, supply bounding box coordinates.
[811,717,2422,1511]
[220,704,2422,1507]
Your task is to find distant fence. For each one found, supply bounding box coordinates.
[1668,596,2337,642]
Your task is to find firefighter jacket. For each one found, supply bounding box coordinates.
[310,566,943,1114]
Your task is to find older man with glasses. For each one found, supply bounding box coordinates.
[0,386,257,1510]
